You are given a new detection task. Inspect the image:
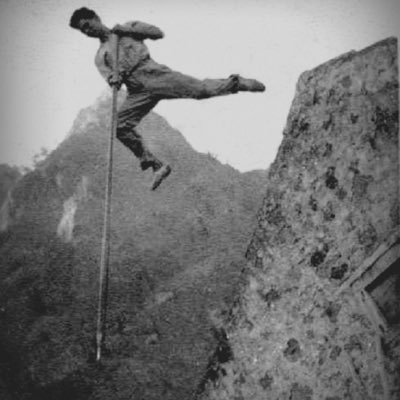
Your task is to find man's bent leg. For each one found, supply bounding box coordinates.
[117,91,172,190]
[116,126,162,171]
[117,92,162,171]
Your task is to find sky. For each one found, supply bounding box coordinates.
[0,0,399,172]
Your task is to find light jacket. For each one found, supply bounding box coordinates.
[94,21,164,83]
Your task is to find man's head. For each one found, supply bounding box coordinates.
[69,7,107,38]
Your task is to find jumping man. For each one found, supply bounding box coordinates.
[69,7,265,190]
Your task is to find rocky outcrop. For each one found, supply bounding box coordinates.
[57,175,89,242]
[201,38,399,399]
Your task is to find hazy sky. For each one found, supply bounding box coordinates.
[0,0,399,171]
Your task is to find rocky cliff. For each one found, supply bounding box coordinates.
[201,38,399,400]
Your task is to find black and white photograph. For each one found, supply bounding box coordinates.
[0,1,399,399]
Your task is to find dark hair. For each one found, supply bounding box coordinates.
[69,7,98,29]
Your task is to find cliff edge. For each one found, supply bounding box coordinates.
[201,37,399,400]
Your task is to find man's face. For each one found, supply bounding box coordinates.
[77,17,104,38]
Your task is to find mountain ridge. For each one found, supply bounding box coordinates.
[0,94,266,400]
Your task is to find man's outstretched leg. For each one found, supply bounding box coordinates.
[117,92,171,190]
[140,66,265,100]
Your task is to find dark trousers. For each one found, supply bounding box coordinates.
[117,61,239,170]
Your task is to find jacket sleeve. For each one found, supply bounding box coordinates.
[121,21,164,40]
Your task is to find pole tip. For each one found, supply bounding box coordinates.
[96,332,102,362]
[96,347,101,362]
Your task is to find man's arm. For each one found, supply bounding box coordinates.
[95,49,123,89]
[112,21,164,40]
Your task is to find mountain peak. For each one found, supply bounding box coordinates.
[0,94,265,400]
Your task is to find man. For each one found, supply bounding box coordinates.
[70,7,265,190]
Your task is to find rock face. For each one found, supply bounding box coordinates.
[201,38,399,399]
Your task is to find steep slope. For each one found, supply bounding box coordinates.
[201,38,399,399]
[0,94,266,400]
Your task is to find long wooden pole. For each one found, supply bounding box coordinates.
[96,33,119,362]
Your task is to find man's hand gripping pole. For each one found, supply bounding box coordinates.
[96,33,120,363]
